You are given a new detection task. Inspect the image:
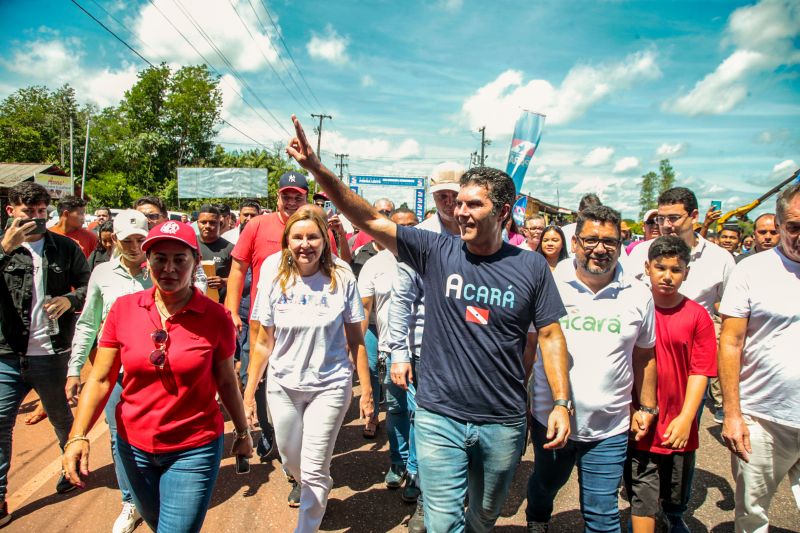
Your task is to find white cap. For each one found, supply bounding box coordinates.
[113,209,149,240]
[643,208,658,223]
[429,162,465,194]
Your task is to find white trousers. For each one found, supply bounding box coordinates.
[732,414,800,533]
[267,376,351,533]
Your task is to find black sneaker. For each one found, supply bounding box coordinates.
[408,498,426,533]
[288,478,300,508]
[56,473,77,494]
[257,430,275,463]
[401,473,421,503]
[0,501,11,528]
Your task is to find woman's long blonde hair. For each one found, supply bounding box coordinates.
[276,207,338,294]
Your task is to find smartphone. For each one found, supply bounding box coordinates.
[4,217,47,234]
[710,201,722,212]
[235,454,250,474]
[323,200,337,215]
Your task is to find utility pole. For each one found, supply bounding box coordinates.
[69,118,74,194]
[478,126,491,166]
[334,153,349,181]
[80,116,91,199]
[311,113,332,161]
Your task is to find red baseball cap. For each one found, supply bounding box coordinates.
[142,220,199,252]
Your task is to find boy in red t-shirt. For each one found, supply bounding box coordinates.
[624,235,717,533]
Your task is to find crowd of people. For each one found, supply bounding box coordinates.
[0,114,797,533]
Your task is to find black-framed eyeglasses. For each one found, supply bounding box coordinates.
[144,213,162,221]
[378,209,392,217]
[149,329,168,368]
[576,235,620,252]
[654,213,688,226]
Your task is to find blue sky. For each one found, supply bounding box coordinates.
[1,0,798,218]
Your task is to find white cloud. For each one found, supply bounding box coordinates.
[438,0,464,11]
[460,50,661,136]
[2,34,138,108]
[613,156,640,174]
[134,0,281,73]
[655,142,686,158]
[361,75,375,87]
[771,159,797,176]
[307,24,349,64]
[321,130,421,160]
[665,0,800,115]
[580,146,615,167]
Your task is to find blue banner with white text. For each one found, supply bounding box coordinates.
[505,111,545,194]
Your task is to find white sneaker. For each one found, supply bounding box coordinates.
[112,502,140,533]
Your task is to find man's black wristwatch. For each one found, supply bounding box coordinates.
[553,399,575,416]
[638,405,659,416]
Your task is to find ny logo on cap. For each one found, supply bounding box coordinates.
[289,175,296,183]
[161,221,180,234]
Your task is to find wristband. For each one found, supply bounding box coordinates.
[638,405,659,416]
[64,435,90,449]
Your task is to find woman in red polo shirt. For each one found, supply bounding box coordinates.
[244,207,373,533]
[62,221,252,533]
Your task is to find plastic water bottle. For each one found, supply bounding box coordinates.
[45,295,60,336]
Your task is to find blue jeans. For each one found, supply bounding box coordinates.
[0,353,74,501]
[415,407,526,533]
[365,325,381,411]
[385,363,409,466]
[117,435,223,533]
[104,374,133,504]
[406,359,419,476]
[238,318,273,456]
[526,421,628,532]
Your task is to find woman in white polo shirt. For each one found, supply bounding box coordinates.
[244,207,373,533]
[66,209,150,533]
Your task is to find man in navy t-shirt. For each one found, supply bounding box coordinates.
[286,115,571,532]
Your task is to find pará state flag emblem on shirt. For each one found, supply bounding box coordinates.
[465,305,490,325]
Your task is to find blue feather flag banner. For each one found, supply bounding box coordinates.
[505,110,545,193]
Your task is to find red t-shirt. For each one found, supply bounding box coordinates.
[232,212,339,311]
[99,287,236,453]
[635,297,717,454]
[50,226,98,259]
[350,230,374,251]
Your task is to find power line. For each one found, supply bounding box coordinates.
[169,0,292,137]
[259,0,325,111]
[69,0,270,150]
[226,0,313,115]
[145,0,282,139]
[311,113,332,162]
[243,0,317,113]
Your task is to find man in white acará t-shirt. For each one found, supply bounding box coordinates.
[561,193,602,258]
[358,208,419,494]
[718,182,800,533]
[526,205,657,533]
[0,182,91,526]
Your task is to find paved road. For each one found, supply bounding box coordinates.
[4,383,798,532]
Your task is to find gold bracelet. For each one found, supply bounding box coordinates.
[64,435,90,449]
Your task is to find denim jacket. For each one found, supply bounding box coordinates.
[0,230,90,358]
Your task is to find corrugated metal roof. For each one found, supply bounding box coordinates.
[0,163,67,188]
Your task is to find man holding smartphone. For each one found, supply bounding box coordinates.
[0,182,90,526]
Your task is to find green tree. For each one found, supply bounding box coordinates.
[638,171,657,219]
[658,159,675,195]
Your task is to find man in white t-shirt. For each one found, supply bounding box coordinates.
[0,182,91,524]
[718,183,800,533]
[358,208,419,490]
[221,199,262,246]
[623,187,735,426]
[561,193,602,258]
[527,205,657,533]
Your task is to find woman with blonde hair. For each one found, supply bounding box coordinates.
[245,207,373,533]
